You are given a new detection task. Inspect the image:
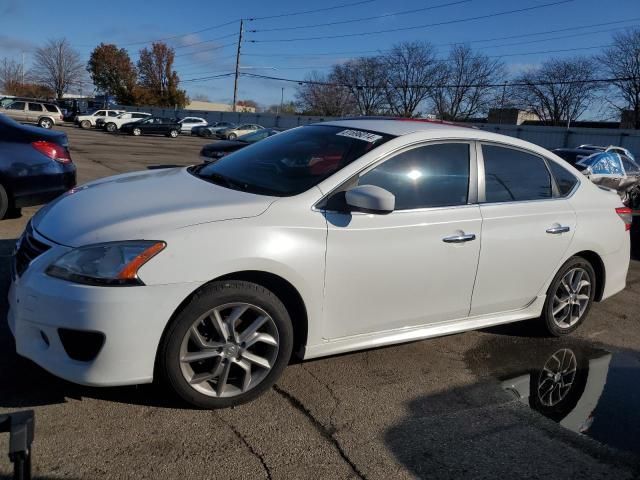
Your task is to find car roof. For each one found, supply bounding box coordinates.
[318,118,478,136]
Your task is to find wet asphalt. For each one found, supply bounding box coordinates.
[0,125,639,479]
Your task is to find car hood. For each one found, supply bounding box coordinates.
[33,167,276,247]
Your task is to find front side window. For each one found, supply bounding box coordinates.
[483,144,552,203]
[194,125,393,196]
[548,160,579,196]
[357,143,470,210]
[7,101,25,110]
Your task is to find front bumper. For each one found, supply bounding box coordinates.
[8,232,203,387]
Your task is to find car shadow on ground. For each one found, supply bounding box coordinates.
[384,334,640,479]
[0,239,187,410]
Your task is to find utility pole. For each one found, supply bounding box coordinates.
[21,52,25,86]
[232,19,244,113]
[279,87,284,115]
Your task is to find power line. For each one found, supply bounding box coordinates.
[240,71,640,89]
[174,32,238,50]
[181,73,235,83]
[108,20,240,47]
[245,0,377,22]
[241,17,639,58]
[248,0,574,43]
[249,0,472,33]
[174,42,236,58]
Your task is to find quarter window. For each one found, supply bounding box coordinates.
[548,161,579,196]
[358,143,470,210]
[482,145,552,202]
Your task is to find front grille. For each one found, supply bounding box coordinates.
[14,224,51,277]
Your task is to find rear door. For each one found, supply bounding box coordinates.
[470,143,577,316]
[26,102,44,122]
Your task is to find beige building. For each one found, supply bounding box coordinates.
[185,100,256,113]
[487,108,539,125]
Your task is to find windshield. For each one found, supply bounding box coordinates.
[193,125,393,196]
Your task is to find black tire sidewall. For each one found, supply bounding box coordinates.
[0,184,9,219]
[542,257,596,336]
[159,280,293,409]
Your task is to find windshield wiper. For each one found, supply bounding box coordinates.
[199,171,244,191]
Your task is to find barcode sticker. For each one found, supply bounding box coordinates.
[336,129,382,143]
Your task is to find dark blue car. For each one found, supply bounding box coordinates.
[0,113,76,219]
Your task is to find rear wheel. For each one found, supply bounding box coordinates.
[168,129,179,138]
[227,133,237,140]
[38,117,53,129]
[541,256,596,336]
[132,127,142,136]
[106,123,117,133]
[0,184,8,219]
[80,120,91,129]
[158,280,293,409]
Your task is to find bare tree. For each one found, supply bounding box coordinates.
[383,42,443,117]
[295,71,354,116]
[0,57,24,94]
[598,28,640,129]
[31,38,84,99]
[431,45,505,121]
[513,57,599,126]
[332,57,388,115]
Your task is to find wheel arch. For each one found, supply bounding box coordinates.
[572,250,606,301]
[159,270,309,365]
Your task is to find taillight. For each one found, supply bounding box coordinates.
[31,141,72,164]
[615,207,633,231]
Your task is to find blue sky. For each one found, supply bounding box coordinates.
[2,0,638,107]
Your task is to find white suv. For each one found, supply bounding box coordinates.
[98,112,151,132]
[75,109,125,129]
[178,116,207,134]
[9,119,631,409]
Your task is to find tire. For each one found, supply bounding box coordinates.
[158,280,293,409]
[38,117,53,129]
[541,256,596,336]
[227,133,237,140]
[106,123,117,133]
[0,184,9,220]
[132,127,142,136]
[80,120,91,129]
[168,129,178,138]
[202,130,212,138]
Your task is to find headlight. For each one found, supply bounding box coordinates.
[46,241,166,286]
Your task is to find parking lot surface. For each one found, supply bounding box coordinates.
[1,125,639,479]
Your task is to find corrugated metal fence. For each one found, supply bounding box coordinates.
[118,104,640,157]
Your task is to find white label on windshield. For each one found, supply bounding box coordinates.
[336,129,382,143]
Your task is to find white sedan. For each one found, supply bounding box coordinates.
[9,119,631,408]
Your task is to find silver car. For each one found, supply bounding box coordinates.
[0,100,63,129]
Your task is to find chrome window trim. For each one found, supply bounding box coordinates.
[314,139,477,213]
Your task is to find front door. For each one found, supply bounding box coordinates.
[322,142,482,339]
[470,143,577,316]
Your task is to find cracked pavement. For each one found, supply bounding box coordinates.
[1,126,639,479]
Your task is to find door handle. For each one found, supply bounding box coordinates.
[546,225,571,234]
[443,233,476,243]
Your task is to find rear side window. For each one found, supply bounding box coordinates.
[548,161,579,196]
[28,103,43,111]
[44,104,58,112]
[483,144,552,202]
[359,143,470,210]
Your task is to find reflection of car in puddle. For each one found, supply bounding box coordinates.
[495,341,640,455]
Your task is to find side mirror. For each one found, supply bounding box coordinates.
[345,185,395,214]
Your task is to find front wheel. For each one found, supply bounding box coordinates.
[38,118,53,129]
[158,281,293,408]
[132,127,142,136]
[80,120,91,129]
[168,129,178,138]
[227,133,237,140]
[541,256,596,336]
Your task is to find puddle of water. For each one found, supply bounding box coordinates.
[498,344,640,455]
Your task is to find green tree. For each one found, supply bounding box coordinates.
[137,42,187,108]
[87,43,137,104]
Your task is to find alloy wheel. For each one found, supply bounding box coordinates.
[179,302,280,398]
[536,348,577,406]
[551,267,591,328]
